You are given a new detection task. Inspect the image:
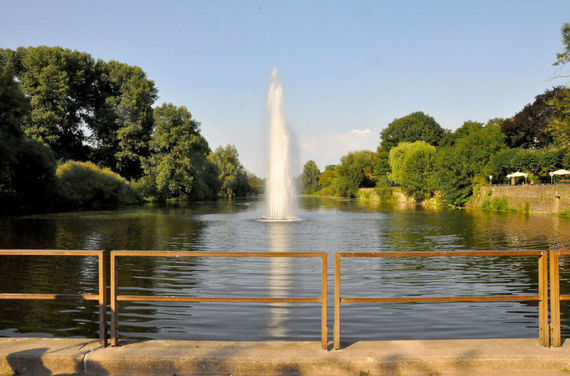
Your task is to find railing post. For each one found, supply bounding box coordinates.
[98,250,108,347]
[321,253,327,350]
[538,252,549,347]
[334,253,341,349]
[110,251,119,346]
[550,251,561,347]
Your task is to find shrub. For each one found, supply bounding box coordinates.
[7,139,57,213]
[56,161,141,209]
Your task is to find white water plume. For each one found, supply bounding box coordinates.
[265,67,296,220]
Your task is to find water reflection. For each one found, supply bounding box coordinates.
[268,222,291,337]
[0,198,569,341]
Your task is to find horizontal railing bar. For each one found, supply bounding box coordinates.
[341,295,540,303]
[558,251,570,255]
[117,295,321,303]
[0,293,100,300]
[338,251,544,258]
[0,250,103,256]
[112,251,325,258]
[560,296,570,301]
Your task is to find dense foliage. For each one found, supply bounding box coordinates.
[389,141,436,201]
[1,46,261,214]
[301,160,321,194]
[208,145,248,198]
[300,24,570,206]
[380,111,446,151]
[56,161,140,209]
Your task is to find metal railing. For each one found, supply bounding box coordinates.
[110,251,328,349]
[334,251,549,349]
[548,250,570,347]
[0,250,107,346]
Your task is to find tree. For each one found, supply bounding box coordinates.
[6,46,98,161]
[144,103,218,201]
[435,120,505,206]
[2,47,158,179]
[373,146,390,182]
[11,139,57,212]
[389,141,436,201]
[301,160,321,194]
[247,173,264,194]
[318,165,338,196]
[207,145,248,198]
[380,111,445,151]
[547,87,570,164]
[335,150,376,197]
[0,56,29,196]
[500,87,567,149]
[91,60,158,179]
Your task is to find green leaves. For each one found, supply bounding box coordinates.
[142,103,218,201]
[380,111,445,152]
[302,160,321,194]
[207,145,248,198]
[389,141,436,202]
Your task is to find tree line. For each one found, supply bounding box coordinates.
[0,46,262,214]
[301,24,570,207]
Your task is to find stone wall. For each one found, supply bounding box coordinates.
[474,185,570,214]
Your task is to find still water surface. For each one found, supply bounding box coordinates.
[1,197,569,342]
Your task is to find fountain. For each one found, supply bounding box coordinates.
[261,68,298,222]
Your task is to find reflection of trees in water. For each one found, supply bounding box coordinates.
[0,206,207,339]
[468,210,570,250]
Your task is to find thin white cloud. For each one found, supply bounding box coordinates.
[350,128,371,135]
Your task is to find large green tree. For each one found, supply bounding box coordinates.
[435,121,505,206]
[0,57,56,213]
[301,160,321,194]
[91,60,158,179]
[389,141,436,201]
[373,146,390,182]
[380,111,445,151]
[335,150,376,197]
[2,47,158,179]
[207,145,248,198]
[0,56,28,194]
[144,103,218,201]
[4,46,97,161]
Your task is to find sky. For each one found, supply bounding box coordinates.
[2,1,570,177]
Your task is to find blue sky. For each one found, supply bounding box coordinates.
[2,1,569,177]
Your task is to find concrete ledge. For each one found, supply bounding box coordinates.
[2,337,570,375]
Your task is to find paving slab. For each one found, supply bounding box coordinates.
[2,337,570,375]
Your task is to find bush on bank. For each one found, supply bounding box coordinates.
[56,161,141,209]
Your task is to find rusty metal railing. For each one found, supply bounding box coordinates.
[0,250,107,346]
[334,251,549,349]
[549,250,570,347]
[110,251,328,349]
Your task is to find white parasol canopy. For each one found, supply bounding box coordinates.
[506,172,528,178]
[549,169,570,184]
[549,169,570,176]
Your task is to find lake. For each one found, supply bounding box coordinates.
[1,196,569,342]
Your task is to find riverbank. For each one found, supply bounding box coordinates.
[1,337,570,375]
[357,185,570,215]
[357,187,441,209]
[471,185,570,215]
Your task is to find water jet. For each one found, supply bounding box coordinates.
[262,68,297,222]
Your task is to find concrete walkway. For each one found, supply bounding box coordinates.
[1,337,570,375]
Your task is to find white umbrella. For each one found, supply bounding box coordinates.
[506,172,528,184]
[506,172,528,178]
[549,169,570,183]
